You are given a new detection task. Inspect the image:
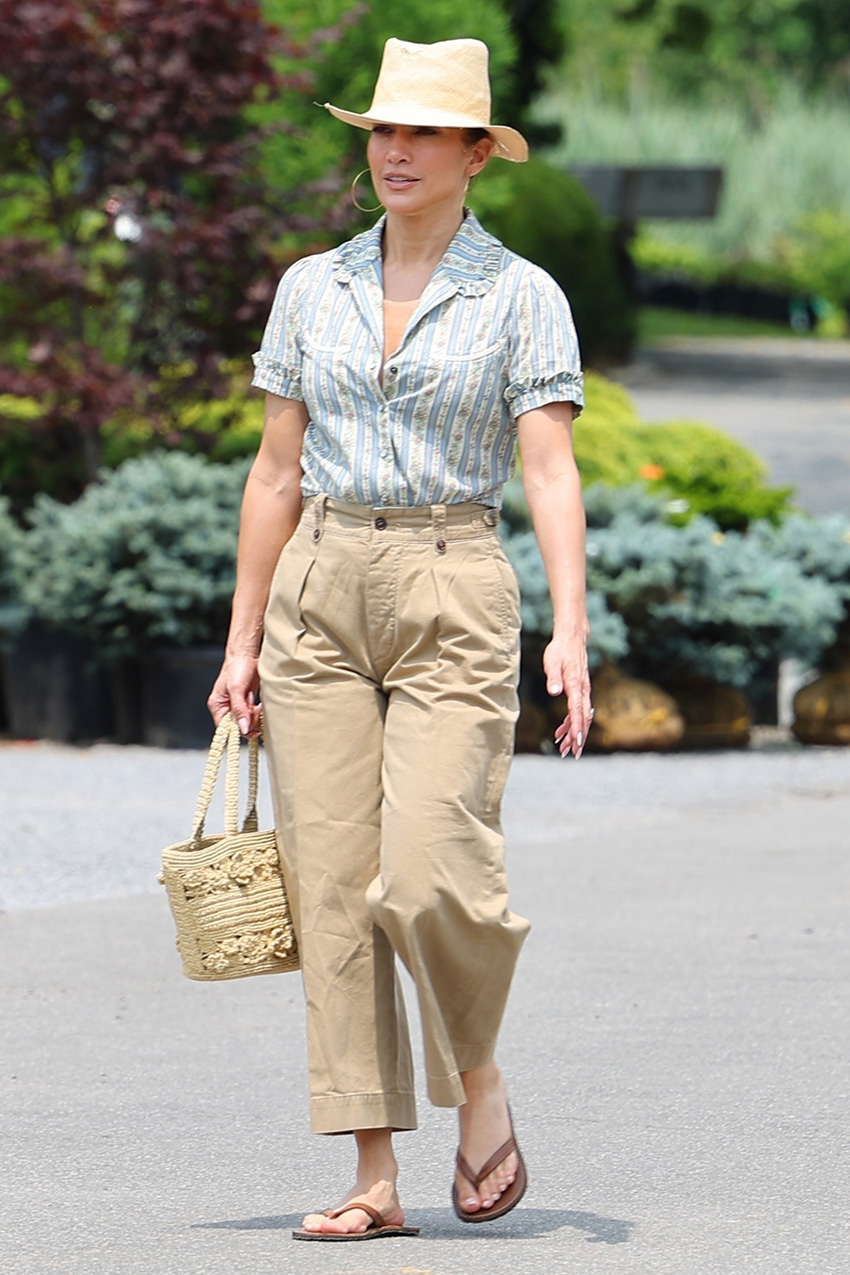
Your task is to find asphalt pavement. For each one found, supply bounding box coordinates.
[2,336,849,1274]
[2,738,849,1275]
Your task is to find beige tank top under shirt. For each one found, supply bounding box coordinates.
[382,298,419,382]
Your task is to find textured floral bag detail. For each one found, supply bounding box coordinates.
[159,713,299,980]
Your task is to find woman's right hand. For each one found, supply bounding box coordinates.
[207,654,262,736]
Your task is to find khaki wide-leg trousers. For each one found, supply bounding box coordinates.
[258,495,530,1135]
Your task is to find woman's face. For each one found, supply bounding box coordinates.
[366,124,492,216]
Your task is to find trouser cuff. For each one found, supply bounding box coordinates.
[310,1092,417,1135]
[428,1042,497,1107]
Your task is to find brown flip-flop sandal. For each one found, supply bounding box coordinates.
[292,1200,420,1242]
[452,1109,528,1224]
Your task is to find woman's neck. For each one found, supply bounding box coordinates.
[382,202,465,274]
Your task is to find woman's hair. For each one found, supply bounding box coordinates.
[462,127,491,148]
[461,128,491,189]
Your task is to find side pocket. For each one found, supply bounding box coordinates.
[261,527,318,669]
[490,540,522,659]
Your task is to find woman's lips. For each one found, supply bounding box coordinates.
[383,175,419,188]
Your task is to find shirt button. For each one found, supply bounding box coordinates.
[374,517,387,530]
[380,448,389,459]
[388,365,398,376]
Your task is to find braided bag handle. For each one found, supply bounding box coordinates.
[190,713,259,846]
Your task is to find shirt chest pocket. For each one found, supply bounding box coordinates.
[301,328,356,359]
[415,332,509,406]
[300,329,362,405]
[436,334,507,365]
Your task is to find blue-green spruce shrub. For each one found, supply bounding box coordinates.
[18,453,251,659]
[586,512,843,687]
[500,522,630,669]
[0,494,28,647]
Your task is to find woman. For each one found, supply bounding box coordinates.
[209,36,591,1241]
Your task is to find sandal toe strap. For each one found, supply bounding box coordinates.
[323,1201,385,1229]
[457,1136,517,1190]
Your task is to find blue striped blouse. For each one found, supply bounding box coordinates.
[251,210,584,508]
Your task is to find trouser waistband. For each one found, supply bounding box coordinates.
[304,494,500,546]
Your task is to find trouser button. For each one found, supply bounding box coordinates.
[374,517,387,530]
[435,538,447,552]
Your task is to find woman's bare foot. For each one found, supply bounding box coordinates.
[299,1128,408,1236]
[455,1060,518,1215]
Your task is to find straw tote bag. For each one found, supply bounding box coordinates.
[159,712,299,980]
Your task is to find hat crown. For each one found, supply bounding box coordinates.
[369,38,492,123]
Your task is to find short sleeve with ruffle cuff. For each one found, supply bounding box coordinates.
[250,352,302,399]
[504,262,584,421]
[250,256,313,400]
[504,369,585,419]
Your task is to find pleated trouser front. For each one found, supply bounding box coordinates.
[258,495,530,1135]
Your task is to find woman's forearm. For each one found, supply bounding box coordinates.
[523,462,589,640]
[226,461,303,659]
[517,402,589,639]
[517,402,592,756]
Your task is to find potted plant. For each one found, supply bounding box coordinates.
[582,490,844,734]
[18,451,250,747]
[755,512,850,744]
[1,490,118,741]
[0,494,26,732]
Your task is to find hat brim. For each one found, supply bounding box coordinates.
[324,102,528,163]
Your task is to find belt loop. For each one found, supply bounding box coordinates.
[432,503,447,554]
[312,494,328,543]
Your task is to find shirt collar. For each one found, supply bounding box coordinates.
[332,209,503,297]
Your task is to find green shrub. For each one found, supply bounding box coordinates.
[572,372,647,487]
[18,453,250,659]
[776,211,850,321]
[575,373,794,530]
[500,520,630,668]
[504,480,843,686]
[0,494,28,646]
[102,378,264,468]
[469,159,636,366]
[585,510,843,687]
[754,510,850,664]
[635,420,794,529]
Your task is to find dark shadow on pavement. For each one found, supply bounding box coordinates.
[193,1206,634,1243]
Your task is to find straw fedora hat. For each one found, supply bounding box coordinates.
[324,37,528,163]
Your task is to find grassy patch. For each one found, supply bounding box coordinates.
[638,306,809,342]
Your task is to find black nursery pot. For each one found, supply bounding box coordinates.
[1,623,114,742]
[142,646,223,749]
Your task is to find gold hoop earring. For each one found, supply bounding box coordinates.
[350,168,382,213]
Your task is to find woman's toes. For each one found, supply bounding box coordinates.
[300,1212,327,1232]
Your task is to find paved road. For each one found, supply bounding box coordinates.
[613,337,850,517]
[2,740,849,1274]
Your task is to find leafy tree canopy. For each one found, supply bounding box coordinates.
[558,0,850,110]
[0,0,343,502]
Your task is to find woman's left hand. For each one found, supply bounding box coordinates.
[544,631,592,759]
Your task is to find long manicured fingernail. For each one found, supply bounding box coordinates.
[238,717,249,734]
[577,732,584,748]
